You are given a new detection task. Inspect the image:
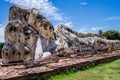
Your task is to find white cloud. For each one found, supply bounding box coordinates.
[5,0,63,21]
[0,24,2,27]
[54,21,73,28]
[80,2,88,5]
[0,25,5,42]
[91,27,97,31]
[102,16,120,21]
[63,21,73,28]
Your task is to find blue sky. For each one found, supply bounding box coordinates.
[0,0,120,42]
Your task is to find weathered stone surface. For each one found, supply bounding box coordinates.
[9,5,56,52]
[2,6,56,64]
[55,24,120,56]
[5,20,37,44]
[3,20,37,63]
[9,6,55,41]
[9,5,29,23]
[28,9,55,41]
[2,5,120,64]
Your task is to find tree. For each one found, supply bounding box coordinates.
[98,30,103,35]
[118,32,120,40]
[102,30,120,40]
[0,42,4,48]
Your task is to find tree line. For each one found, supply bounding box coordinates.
[99,30,120,40]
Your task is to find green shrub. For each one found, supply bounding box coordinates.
[102,30,120,40]
[98,30,103,35]
[0,42,4,48]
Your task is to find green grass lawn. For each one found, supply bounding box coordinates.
[48,59,120,80]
